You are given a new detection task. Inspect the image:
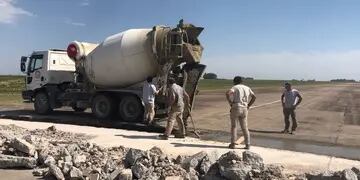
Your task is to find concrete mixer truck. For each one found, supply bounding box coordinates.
[20,20,206,123]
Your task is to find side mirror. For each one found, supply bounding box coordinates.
[20,56,27,72]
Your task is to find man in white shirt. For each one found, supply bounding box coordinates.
[226,76,256,149]
[142,77,159,125]
[281,82,302,134]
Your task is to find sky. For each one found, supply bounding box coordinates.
[0,0,360,81]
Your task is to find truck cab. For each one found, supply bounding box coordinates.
[20,50,76,113]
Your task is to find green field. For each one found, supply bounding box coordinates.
[198,79,331,91]
[0,75,332,105]
[0,75,24,105]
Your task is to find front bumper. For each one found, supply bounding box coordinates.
[22,90,34,102]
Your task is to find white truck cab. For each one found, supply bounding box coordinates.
[20,50,76,113]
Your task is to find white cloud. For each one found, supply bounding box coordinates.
[0,0,34,24]
[65,18,86,27]
[80,0,90,6]
[204,50,360,81]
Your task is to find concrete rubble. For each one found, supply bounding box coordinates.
[0,124,359,180]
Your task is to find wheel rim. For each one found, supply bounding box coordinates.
[120,96,142,121]
[95,99,110,117]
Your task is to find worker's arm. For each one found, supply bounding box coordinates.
[281,93,285,107]
[295,93,303,108]
[167,88,176,107]
[226,89,234,107]
[248,94,256,109]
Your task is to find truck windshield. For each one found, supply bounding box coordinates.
[28,55,44,72]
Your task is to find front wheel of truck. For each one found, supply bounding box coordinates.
[34,92,53,114]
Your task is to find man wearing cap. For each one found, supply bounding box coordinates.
[159,78,190,140]
[226,76,256,149]
[281,82,303,134]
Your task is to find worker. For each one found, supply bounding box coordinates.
[142,76,159,125]
[159,78,190,140]
[281,82,302,134]
[226,76,256,149]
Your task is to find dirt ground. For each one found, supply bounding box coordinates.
[192,83,360,159]
[0,83,359,160]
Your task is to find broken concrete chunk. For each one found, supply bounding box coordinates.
[342,169,358,180]
[49,164,65,180]
[89,173,100,180]
[182,151,208,171]
[107,168,121,180]
[242,151,264,170]
[0,154,37,168]
[125,148,145,166]
[9,137,36,156]
[73,154,86,167]
[165,176,183,180]
[32,168,49,176]
[118,169,132,180]
[69,166,83,179]
[132,162,148,179]
[44,155,56,166]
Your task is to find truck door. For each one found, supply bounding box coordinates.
[26,54,45,91]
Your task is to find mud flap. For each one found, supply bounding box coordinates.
[182,63,206,127]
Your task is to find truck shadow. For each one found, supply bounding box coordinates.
[0,109,165,133]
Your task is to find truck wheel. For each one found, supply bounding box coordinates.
[92,94,115,119]
[119,96,143,122]
[72,107,86,112]
[34,92,53,114]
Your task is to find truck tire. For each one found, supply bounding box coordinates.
[92,94,116,119]
[34,92,53,114]
[119,96,143,122]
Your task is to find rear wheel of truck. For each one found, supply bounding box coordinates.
[34,92,53,114]
[92,94,116,119]
[118,96,143,122]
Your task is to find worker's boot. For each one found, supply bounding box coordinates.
[174,134,185,139]
[281,129,289,134]
[158,134,169,140]
[228,143,236,149]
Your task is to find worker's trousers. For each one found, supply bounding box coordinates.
[144,103,155,122]
[230,106,250,146]
[164,107,185,136]
[283,107,297,131]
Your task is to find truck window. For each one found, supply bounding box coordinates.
[29,55,44,72]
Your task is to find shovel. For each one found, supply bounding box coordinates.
[187,107,201,138]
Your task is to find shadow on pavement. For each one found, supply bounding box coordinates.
[0,109,166,133]
[249,129,283,134]
[171,142,229,149]
[115,134,159,140]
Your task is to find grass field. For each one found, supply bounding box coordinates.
[0,75,332,105]
[0,75,24,105]
[198,79,331,91]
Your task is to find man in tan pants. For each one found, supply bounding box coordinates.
[142,77,159,125]
[159,78,190,140]
[226,76,256,149]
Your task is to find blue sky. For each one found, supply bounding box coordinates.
[1,0,360,80]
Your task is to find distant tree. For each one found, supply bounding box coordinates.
[203,73,217,79]
[330,79,356,82]
[245,77,254,80]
